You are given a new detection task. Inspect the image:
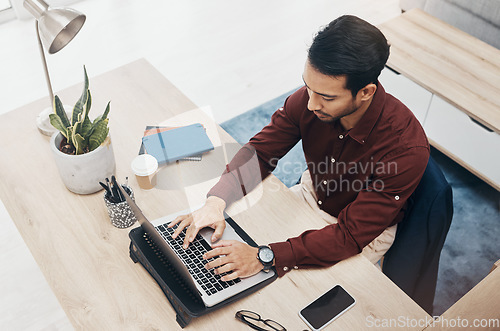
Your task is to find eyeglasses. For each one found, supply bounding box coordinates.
[235,310,286,331]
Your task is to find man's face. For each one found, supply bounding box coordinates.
[302,60,361,123]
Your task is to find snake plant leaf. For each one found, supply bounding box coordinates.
[88,118,109,151]
[49,114,68,139]
[92,101,110,123]
[84,89,92,120]
[85,123,96,140]
[72,132,86,155]
[73,118,83,135]
[102,101,110,120]
[71,66,89,125]
[79,90,93,138]
[66,126,74,147]
[53,95,71,130]
[72,121,87,154]
[81,115,93,139]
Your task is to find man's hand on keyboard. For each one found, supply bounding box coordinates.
[203,240,261,281]
[169,196,227,249]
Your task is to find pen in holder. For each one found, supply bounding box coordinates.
[104,185,137,228]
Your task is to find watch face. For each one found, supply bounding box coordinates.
[259,247,274,263]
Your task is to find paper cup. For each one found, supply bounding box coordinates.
[131,154,158,190]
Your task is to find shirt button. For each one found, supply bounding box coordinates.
[318,200,323,205]
[283,266,289,272]
[331,157,336,163]
[395,195,400,200]
[293,266,299,270]
[323,180,327,185]
[339,134,344,139]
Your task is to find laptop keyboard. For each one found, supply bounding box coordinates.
[155,223,241,296]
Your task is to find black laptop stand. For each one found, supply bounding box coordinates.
[128,217,277,328]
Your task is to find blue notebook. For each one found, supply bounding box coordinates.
[142,123,214,164]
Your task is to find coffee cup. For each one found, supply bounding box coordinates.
[131,154,158,190]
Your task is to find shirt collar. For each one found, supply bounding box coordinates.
[347,82,386,145]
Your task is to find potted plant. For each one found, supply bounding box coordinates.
[49,66,116,194]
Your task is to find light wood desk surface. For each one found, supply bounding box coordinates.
[0,59,431,330]
[379,8,500,134]
[424,265,500,330]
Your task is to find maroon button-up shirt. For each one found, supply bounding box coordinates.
[208,84,429,276]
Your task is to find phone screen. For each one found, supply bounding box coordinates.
[299,285,356,330]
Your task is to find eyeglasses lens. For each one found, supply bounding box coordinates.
[236,310,286,331]
[265,319,286,331]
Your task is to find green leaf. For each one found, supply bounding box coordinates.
[53,96,70,129]
[85,90,92,119]
[73,118,83,134]
[72,133,86,155]
[93,101,110,123]
[81,115,93,139]
[102,101,110,120]
[66,126,74,147]
[49,114,68,138]
[89,118,109,151]
[77,90,93,139]
[72,66,89,125]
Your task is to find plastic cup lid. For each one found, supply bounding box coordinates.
[131,154,158,176]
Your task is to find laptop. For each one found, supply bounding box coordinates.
[118,185,276,307]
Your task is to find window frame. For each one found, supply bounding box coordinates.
[0,0,15,24]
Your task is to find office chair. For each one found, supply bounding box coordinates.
[382,155,453,315]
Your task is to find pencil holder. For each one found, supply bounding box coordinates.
[104,185,137,228]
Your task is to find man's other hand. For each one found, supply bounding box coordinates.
[203,240,261,281]
[168,196,226,249]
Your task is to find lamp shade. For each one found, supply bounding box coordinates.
[24,0,86,54]
[39,8,86,54]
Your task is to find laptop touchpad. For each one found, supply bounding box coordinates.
[198,220,243,247]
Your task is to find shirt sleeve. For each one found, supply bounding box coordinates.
[207,90,303,206]
[270,146,429,277]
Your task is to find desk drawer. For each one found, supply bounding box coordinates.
[425,95,500,187]
[379,67,432,125]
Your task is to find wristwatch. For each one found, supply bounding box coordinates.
[257,245,274,272]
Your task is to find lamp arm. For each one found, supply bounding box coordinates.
[36,20,54,107]
[24,0,49,19]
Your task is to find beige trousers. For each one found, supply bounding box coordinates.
[290,170,397,266]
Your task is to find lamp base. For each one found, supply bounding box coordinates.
[37,107,57,136]
[36,106,72,136]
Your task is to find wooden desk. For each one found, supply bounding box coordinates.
[424,266,500,330]
[379,9,500,190]
[0,59,430,330]
[379,8,500,133]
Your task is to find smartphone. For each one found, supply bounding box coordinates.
[299,285,356,330]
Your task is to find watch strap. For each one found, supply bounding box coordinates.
[257,245,274,272]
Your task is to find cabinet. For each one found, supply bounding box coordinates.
[425,95,500,187]
[378,9,500,191]
[379,67,432,125]
[380,66,500,190]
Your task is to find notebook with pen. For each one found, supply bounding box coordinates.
[141,123,214,164]
[120,185,277,327]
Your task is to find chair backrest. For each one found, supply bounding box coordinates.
[382,155,453,314]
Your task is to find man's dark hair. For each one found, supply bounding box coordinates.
[308,15,390,97]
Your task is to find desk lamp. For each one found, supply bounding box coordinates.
[23,0,86,136]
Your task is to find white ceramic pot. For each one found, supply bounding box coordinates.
[50,132,116,194]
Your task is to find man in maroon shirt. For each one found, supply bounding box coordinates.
[170,15,429,279]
